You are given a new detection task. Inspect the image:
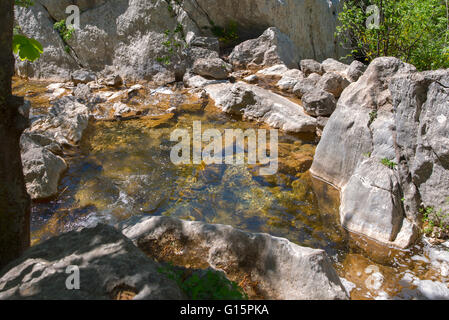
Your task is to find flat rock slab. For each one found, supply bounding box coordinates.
[204,82,317,133]
[121,216,349,300]
[0,224,185,300]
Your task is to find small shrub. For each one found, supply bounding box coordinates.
[380,158,397,169]
[368,110,377,126]
[210,20,239,45]
[421,200,449,239]
[336,0,449,70]
[157,24,185,66]
[54,19,75,42]
[362,152,372,158]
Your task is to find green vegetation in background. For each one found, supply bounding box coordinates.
[368,110,377,126]
[13,0,43,62]
[158,263,248,300]
[336,0,449,70]
[14,0,34,7]
[157,24,185,66]
[421,199,449,239]
[210,20,239,45]
[53,19,75,53]
[53,20,75,42]
[380,158,397,169]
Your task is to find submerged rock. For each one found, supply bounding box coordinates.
[121,216,349,300]
[204,82,317,133]
[0,224,185,300]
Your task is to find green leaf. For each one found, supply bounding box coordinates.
[13,34,43,62]
[15,0,34,8]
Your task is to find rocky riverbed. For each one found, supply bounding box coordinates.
[3,64,448,300]
[2,0,448,300]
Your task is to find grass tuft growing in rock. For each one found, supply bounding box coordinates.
[380,158,397,169]
[421,200,449,240]
[157,263,248,300]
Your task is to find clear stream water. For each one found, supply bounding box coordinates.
[13,78,449,300]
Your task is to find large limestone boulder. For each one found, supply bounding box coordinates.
[341,158,415,248]
[182,0,346,61]
[0,224,185,299]
[229,27,300,69]
[121,216,349,300]
[293,77,319,98]
[15,0,197,81]
[346,60,367,82]
[20,133,67,200]
[204,82,317,133]
[310,57,419,248]
[311,57,416,188]
[390,69,449,226]
[14,1,79,80]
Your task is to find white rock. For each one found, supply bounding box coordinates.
[204,82,317,133]
[121,216,349,300]
[256,64,289,77]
